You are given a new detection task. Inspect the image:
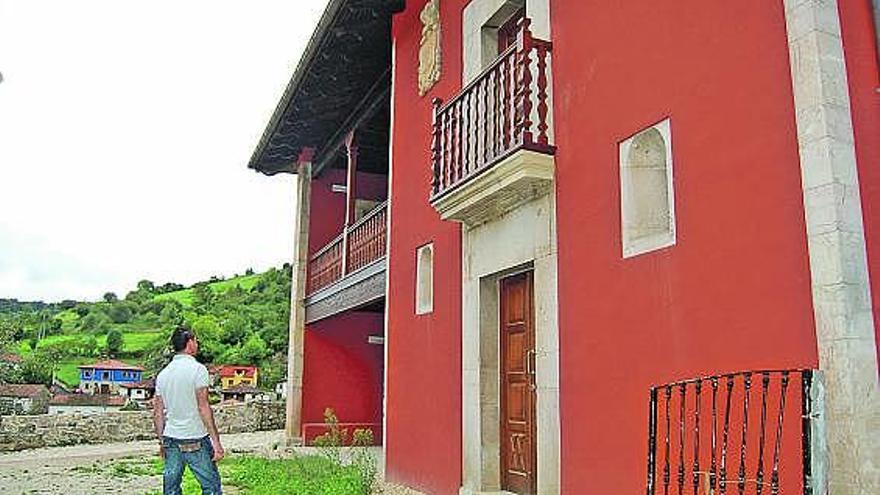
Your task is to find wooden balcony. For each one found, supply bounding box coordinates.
[430,19,555,226]
[305,202,387,323]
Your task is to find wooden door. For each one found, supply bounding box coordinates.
[500,271,537,494]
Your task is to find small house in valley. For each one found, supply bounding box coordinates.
[216,365,258,390]
[0,384,50,415]
[78,359,144,395]
[119,377,155,402]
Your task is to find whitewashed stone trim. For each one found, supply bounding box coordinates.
[783,1,879,493]
[619,118,676,258]
[285,162,312,444]
[459,192,559,495]
[415,243,435,314]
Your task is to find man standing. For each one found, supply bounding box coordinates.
[153,326,225,495]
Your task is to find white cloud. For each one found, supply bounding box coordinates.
[0,0,326,301]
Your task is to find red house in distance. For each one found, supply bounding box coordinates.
[247,0,879,493]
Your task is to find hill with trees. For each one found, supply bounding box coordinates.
[0,266,291,389]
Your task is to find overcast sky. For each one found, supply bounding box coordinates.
[0,0,325,302]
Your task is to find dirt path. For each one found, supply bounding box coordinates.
[0,430,285,495]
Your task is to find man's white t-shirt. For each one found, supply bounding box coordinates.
[156,354,210,440]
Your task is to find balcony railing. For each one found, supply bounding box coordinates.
[646,369,820,495]
[307,201,388,295]
[430,18,554,200]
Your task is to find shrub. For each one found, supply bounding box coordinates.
[106,330,124,357]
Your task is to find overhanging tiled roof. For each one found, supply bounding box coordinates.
[248,0,404,176]
[78,359,144,371]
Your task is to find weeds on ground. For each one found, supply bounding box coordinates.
[309,407,378,494]
[136,408,380,494]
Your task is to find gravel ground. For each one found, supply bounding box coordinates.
[0,430,284,495]
[0,430,424,495]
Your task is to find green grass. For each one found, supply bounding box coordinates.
[155,274,262,307]
[55,358,91,386]
[131,454,375,495]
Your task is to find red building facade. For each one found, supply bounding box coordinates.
[248,1,878,493]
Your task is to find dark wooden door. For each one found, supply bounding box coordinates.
[500,271,536,494]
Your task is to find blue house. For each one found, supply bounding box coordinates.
[78,359,144,395]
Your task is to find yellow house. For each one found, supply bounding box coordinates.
[217,365,258,390]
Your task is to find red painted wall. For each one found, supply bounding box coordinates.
[301,312,385,432]
[385,1,464,493]
[552,1,818,492]
[309,169,389,253]
[309,169,347,254]
[381,0,851,492]
[838,1,880,352]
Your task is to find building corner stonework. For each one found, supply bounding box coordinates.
[782,0,880,492]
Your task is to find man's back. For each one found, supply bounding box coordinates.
[156,354,210,439]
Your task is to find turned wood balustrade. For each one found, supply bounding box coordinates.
[430,18,554,200]
[307,201,388,295]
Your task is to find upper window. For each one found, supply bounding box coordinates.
[416,243,434,315]
[619,119,676,258]
[463,0,528,82]
[496,7,525,53]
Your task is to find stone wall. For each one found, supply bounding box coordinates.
[0,401,285,452]
[0,396,48,416]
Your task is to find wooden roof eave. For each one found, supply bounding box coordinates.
[247,0,404,177]
[248,0,347,176]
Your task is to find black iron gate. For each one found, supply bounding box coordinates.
[646,369,819,495]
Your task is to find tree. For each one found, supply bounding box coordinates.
[59,299,78,310]
[220,314,250,346]
[106,329,124,357]
[19,353,52,385]
[79,311,111,334]
[136,280,155,293]
[157,282,185,294]
[190,315,222,362]
[103,292,118,303]
[106,303,133,324]
[159,300,184,327]
[240,334,269,364]
[192,283,215,312]
[0,318,15,350]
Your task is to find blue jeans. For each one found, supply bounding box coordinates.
[162,436,222,495]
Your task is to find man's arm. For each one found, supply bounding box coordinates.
[152,395,166,458]
[196,387,224,461]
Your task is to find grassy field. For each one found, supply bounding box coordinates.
[155,274,261,307]
[55,358,92,386]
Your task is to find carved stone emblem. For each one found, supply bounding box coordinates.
[418,0,441,96]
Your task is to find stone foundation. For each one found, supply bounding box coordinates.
[0,401,285,452]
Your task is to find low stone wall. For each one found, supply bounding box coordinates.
[0,401,284,452]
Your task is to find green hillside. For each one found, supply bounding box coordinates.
[155,274,262,307]
[0,267,291,388]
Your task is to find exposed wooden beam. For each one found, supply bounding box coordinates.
[313,68,391,175]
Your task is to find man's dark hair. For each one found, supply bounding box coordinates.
[171,326,195,352]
